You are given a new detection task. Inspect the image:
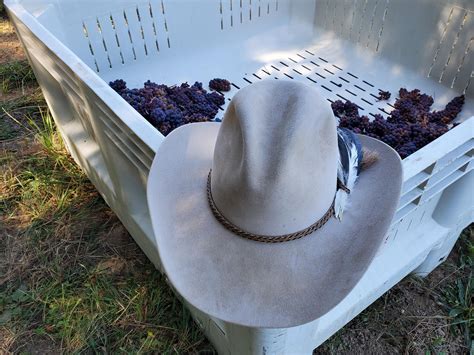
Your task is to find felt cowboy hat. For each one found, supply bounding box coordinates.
[147,80,402,328]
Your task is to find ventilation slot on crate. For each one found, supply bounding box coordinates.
[82,1,171,72]
[401,163,434,194]
[317,0,391,53]
[428,6,473,95]
[220,0,280,30]
[421,153,472,204]
[394,197,420,223]
[235,47,393,116]
[95,102,154,171]
[434,139,473,173]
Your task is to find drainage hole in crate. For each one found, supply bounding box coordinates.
[310,61,320,67]
[243,77,252,84]
[354,84,366,92]
[292,69,302,75]
[332,64,343,71]
[279,61,289,67]
[362,80,375,87]
[324,68,334,75]
[297,53,307,60]
[321,85,332,92]
[231,82,240,89]
[305,49,315,56]
[271,65,280,71]
[87,41,94,56]
[347,72,358,79]
[459,162,469,172]
[284,73,294,79]
[288,57,298,63]
[345,89,357,96]
[417,180,429,190]
[330,80,342,87]
[336,94,348,101]
[318,56,328,63]
[339,76,350,83]
[307,77,317,84]
[301,64,312,71]
[361,98,373,105]
[253,73,262,80]
[316,73,326,79]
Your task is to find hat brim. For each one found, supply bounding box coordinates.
[147,122,402,328]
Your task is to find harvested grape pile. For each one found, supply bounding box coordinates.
[332,88,465,158]
[110,79,225,135]
[209,78,231,92]
[111,78,465,158]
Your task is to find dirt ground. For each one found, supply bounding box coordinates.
[314,235,473,354]
[0,8,473,354]
[0,16,23,65]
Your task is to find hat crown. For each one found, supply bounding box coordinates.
[211,81,338,236]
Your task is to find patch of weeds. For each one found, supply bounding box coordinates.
[20,269,205,353]
[1,88,46,140]
[0,116,16,140]
[1,86,45,111]
[0,109,211,353]
[315,226,473,355]
[0,59,36,95]
[441,228,473,350]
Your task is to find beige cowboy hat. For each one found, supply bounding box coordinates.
[147,80,402,328]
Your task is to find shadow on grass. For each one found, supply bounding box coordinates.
[0,110,213,354]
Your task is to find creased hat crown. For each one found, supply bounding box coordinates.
[210,80,338,237]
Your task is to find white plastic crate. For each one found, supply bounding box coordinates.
[6,0,474,353]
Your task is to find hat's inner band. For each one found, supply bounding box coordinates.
[207,170,336,243]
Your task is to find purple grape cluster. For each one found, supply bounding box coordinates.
[377,90,391,101]
[332,88,465,158]
[110,80,225,135]
[209,78,231,92]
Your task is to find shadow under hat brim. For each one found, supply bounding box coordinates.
[147,122,402,328]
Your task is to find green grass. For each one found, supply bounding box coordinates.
[0,51,45,142]
[441,229,473,350]
[0,60,37,95]
[318,228,473,355]
[1,88,47,140]
[0,110,211,353]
